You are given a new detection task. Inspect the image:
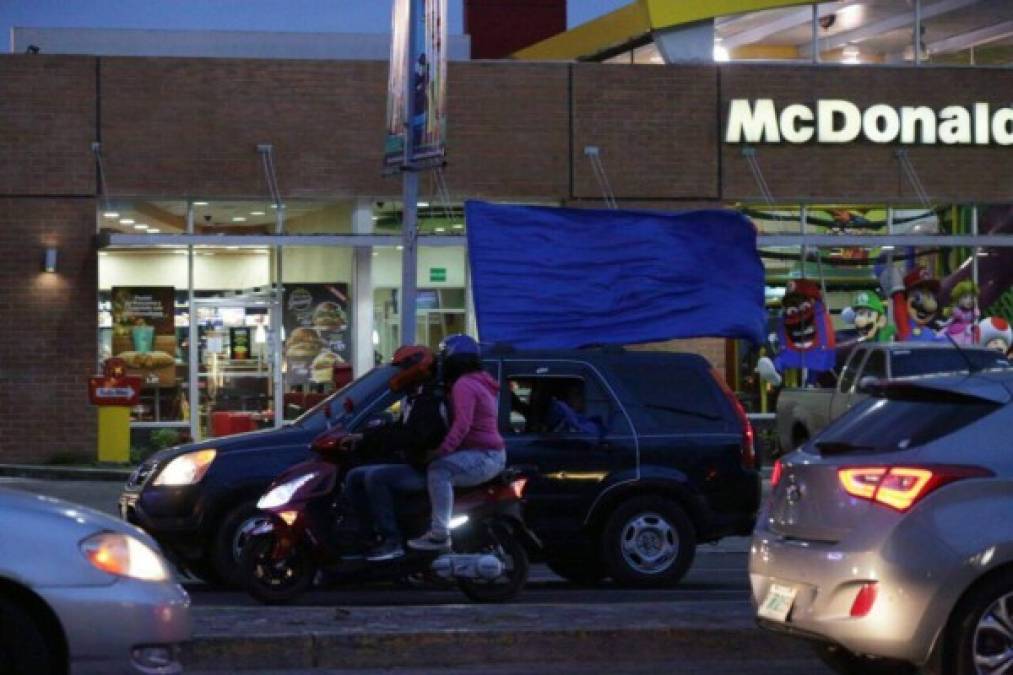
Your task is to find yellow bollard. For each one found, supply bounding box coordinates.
[97,406,132,464]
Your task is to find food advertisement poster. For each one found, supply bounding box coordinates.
[283,284,351,387]
[384,0,447,168]
[229,327,252,360]
[111,287,175,337]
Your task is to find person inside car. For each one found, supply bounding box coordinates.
[342,345,449,561]
[545,382,602,435]
[408,335,507,552]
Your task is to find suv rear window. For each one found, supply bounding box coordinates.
[612,363,727,431]
[814,395,1000,455]
[891,349,1010,378]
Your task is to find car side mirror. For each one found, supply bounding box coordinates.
[856,375,880,393]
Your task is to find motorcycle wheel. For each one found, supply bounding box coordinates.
[457,523,530,603]
[239,534,316,605]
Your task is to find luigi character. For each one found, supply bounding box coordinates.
[757,279,837,387]
[846,291,894,343]
[880,265,943,343]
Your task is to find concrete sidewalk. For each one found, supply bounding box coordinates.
[184,600,804,671]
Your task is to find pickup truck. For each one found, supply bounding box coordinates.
[774,342,1009,453]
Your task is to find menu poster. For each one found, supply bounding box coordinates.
[282,284,351,386]
[230,327,252,360]
[111,286,175,337]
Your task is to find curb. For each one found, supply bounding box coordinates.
[0,463,132,482]
[183,624,810,671]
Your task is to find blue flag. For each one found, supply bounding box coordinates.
[465,201,766,350]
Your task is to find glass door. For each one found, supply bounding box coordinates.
[190,293,282,440]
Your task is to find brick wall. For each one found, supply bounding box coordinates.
[0,198,97,462]
[0,56,96,196]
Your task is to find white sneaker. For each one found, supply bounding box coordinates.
[408,531,451,552]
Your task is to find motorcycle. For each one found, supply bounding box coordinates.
[239,422,539,604]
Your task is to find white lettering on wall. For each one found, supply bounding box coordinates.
[724,99,1012,146]
[725,99,780,143]
[816,100,861,143]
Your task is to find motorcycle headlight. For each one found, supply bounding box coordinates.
[258,473,318,510]
[80,532,170,582]
[152,449,217,486]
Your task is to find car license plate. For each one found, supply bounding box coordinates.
[758,583,798,623]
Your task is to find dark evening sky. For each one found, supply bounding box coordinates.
[3,1,630,42]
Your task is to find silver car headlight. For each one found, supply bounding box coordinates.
[258,473,318,510]
[152,449,217,486]
[80,532,171,582]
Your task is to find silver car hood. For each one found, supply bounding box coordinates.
[0,487,158,588]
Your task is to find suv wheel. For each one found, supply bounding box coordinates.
[948,571,1013,675]
[600,496,695,588]
[0,596,59,675]
[211,501,270,588]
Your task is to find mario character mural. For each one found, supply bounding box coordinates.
[880,265,944,342]
[978,316,1012,356]
[842,291,894,343]
[940,280,980,346]
[757,279,836,387]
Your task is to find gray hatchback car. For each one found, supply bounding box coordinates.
[0,487,190,674]
[751,368,1013,675]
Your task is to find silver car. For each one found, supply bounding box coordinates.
[0,487,190,674]
[751,368,1013,675]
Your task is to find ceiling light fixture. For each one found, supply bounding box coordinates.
[434,227,446,233]
[193,201,209,206]
[133,224,148,230]
[147,228,160,233]
[232,216,246,222]
[452,224,464,230]
[250,211,265,216]
[713,44,730,62]
[119,218,135,225]
[841,44,861,64]
[103,211,120,219]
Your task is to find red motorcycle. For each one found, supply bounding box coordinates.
[239,422,538,604]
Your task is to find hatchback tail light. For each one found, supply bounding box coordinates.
[710,369,755,470]
[850,582,878,618]
[838,465,992,512]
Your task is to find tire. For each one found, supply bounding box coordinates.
[546,557,607,587]
[457,522,530,603]
[600,496,696,588]
[239,534,316,605]
[0,596,59,675]
[946,570,1013,675]
[811,643,917,675]
[211,501,272,588]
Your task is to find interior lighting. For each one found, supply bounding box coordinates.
[396,245,404,251]
[43,247,58,273]
[193,201,209,206]
[434,227,446,233]
[232,216,246,222]
[147,228,161,234]
[452,224,464,230]
[714,42,730,63]
[250,211,265,216]
[133,225,149,230]
[103,211,120,219]
[418,201,430,208]
[841,45,861,64]
[119,218,135,225]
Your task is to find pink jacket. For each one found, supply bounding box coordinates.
[437,372,505,456]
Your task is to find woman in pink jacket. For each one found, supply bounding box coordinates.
[409,335,506,551]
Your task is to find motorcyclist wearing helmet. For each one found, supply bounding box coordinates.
[343,345,449,561]
[408,335,506,552]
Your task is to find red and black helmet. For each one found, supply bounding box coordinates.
[388,345,435,392]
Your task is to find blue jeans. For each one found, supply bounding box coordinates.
[344,464,425,543]
[427,449,506,536]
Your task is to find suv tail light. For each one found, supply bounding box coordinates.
[770,459,784,488]
[710,369,755,470]
[838,465,992,512]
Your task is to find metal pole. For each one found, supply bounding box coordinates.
[972,205,980,316]
[811,4,819,64]
[186,201,199,441]
[400,0,420,346]
[914,0,922,67]
[886,207,895,327]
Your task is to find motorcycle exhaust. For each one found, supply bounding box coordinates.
[431,554,504,581]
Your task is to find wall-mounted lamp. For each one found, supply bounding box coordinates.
[43,247,58,273]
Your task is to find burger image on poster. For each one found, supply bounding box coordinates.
[310,350,345,384]
[312,301,347,331]
[286,327,325,360]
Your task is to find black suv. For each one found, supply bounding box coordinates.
[120,348,760,587]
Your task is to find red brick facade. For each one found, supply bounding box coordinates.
[0,53,1011,461]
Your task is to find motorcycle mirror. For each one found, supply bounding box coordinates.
[311,429,346,454]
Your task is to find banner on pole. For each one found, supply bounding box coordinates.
[384,0,447,170]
